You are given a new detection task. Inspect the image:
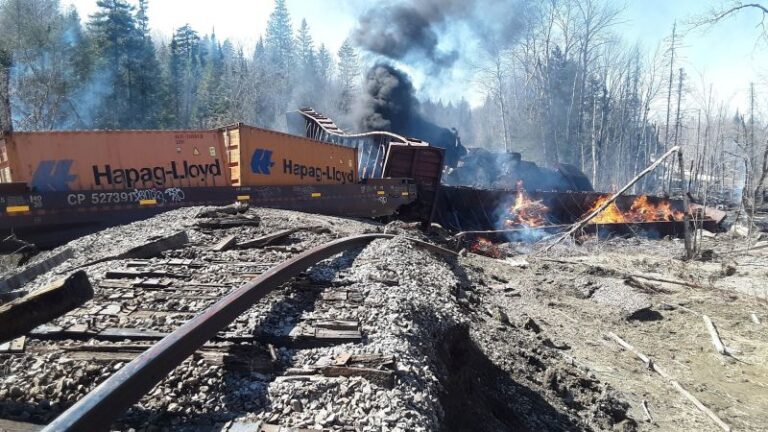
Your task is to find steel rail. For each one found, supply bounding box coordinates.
[43,233,394,432]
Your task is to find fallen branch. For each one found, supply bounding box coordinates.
[607,332,731,432]
[543,146,681,252]
[536,257,703,289]
[642,399,653,423]
[702,315,727,355]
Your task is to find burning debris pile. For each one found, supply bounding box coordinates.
[504,181,550,228]
[587,195,685,224]
[499,185,691,231]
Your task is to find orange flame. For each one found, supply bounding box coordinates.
[470,237,503,258]
[587,195,685,224]
[505,181,549,227]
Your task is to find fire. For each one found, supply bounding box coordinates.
[588,195,627,224]
[470,237,504,258]
[587,195,685,224]
[505,181,549,228]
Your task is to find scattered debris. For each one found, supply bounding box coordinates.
[0,248,74,294]
[608,332,731,432]
[211,234,238,252]
[702,315,728,356]
[0,271,93,343]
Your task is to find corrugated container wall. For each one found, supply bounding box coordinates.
[232,125,358,186]
[0,125,359,192]
[0,131,227,191]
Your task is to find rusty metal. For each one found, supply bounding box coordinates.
[288,108,432,181]
[42,233,395,432]
[383,144,445,227]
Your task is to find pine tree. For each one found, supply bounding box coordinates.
[130,0,164,128]
[197,31,227,127]
[88,0,137,127]
[296,19,316,76]
[337,38,359,113]
[316,43,333,84]
[169,24,201,127]
[136,0,149,35]
[265,0,294,70]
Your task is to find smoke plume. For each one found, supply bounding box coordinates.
[352,0,532,71]
[357,63,466,166]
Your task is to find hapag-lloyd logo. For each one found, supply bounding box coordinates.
[32,160,78,191]
[251,149,275,174]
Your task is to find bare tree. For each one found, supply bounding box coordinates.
[689,1,768,43]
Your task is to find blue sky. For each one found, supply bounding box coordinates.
[62,0,766,113]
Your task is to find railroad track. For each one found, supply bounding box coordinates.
[0,205,462,431]
[43,232,394,431]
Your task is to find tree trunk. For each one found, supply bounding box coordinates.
[0,49,12,134]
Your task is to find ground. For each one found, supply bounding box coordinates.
[0,206,765,432]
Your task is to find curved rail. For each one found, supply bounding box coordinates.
[43,233,394,432]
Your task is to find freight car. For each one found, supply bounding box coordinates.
[0,123,434,249]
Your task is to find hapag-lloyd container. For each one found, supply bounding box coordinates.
[0,124,358,192]
[0,130,226,191]
[223,124,357,187]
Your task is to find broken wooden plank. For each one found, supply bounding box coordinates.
[132,278,173,288]
[0,336,26,353]
[321,366,395,388]
[314,328,362,340]
[105,270,185,279]
[194,345,273,372]
[196,217,260,229]
[98,328,169,341]
[195,203,249,219]
[702,315,727,355]
[255,422,323,432]
[98,280,135,289]
[335,352,352,366]
[120,231,189,259]
[0,271,93,343]
[315,320,359,331]
[75,231,189,270]
[211,235,238,252]
[98,304,122,315]
[237,228,298,249]
[0,248,74,294]
[0,418,43,431]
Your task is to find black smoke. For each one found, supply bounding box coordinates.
[358,63,466,167]
[352,0,532,72]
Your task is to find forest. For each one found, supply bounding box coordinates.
[0,0,766,200]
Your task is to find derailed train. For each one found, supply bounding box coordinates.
[0,121,437,248]
[0,106,638,250]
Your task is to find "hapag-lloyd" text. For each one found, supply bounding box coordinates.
[93,160,222,187]
[283,159,354,184]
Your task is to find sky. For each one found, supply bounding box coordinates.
[61,0,767,113]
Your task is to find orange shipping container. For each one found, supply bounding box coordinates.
[0,130,227,191]
[225,125,358,187]
[0,125,359,192]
